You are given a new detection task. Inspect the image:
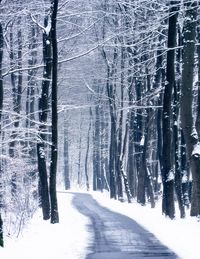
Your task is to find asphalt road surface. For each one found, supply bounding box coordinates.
[71,193,179,259]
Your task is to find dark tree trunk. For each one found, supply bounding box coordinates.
[49,0,59,224]
[37,143,50,219]
[0,21,3,248]
[180,1,199,217]
[127,70,136,198]
[162,1,178,219]
[106,67,117,199]
[116,47,125,200]
[120,116,132,203]
[181,131,190,207]
[109,116,117,199]
[153,33,164,197]
[137,108,155,208]
[174,26,185,218]
[126,9,137,199]
[127,108,136,197]
[37,15,52,220]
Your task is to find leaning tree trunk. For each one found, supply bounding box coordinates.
[0,20,3,248]
[181,0,200,217]
[162,1,178,219]
[49,0,59,224]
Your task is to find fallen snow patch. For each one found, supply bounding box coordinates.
[91,191,200,259]
[0,192,91,259]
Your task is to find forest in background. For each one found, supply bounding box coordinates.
[0,0,200,247]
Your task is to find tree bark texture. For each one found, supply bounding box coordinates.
[174,27,185,218]
[49,0,59,224]
[37,15,52,220]
[162,1,178,219]
[0,21,3,248]
[180,0,199,216]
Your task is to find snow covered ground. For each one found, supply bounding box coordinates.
[0,190,200,259]
[0,192,91,259]
[92,191,200,259]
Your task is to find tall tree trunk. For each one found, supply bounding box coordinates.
[127,67,136,198]
[49,0,59,224]
[162,1,178,219]
[116,47,125,200]
[127,107,136,197]
[106,67,117,199]
[181,0,199,217]
[37,15,51,220]
[153,33,164,197]
[93,93,102,191]
[181,131,190,207]
[138,108,155,208]
[120,116,132,203]
[0,20,3,248]
[174,26,185,218]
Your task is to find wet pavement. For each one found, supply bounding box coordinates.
[72,193,179,259]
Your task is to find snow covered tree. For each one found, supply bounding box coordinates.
[162,1,179,219]
[180,0,200,216]
[37,14,51,220]
[49,0,59,224]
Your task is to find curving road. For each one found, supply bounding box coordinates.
[71,193,179,259]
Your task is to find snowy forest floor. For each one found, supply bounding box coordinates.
[0,190,200,259]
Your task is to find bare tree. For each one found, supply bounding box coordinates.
[49,0,59,224]
[37,14,51,220]
[162,1,179,219]
[180,0,199,216]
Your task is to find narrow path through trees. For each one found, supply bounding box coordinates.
[71,193,178,259]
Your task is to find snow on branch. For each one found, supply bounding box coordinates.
[30,13,51,36]
[192,142,200,158]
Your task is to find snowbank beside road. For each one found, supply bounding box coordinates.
[0,192,91,259]
[91,191,200,259]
